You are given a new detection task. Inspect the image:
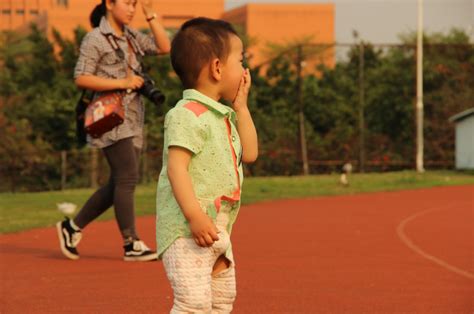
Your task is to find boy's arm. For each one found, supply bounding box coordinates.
[167,146,219,247]
[236,109,258,163]
[233,69,258,163]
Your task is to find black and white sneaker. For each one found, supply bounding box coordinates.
[123,240,158,262]
[56,218,82,260]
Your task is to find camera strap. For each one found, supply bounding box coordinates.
[103,33,139,75]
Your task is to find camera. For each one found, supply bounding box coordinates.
[136,72,165,107]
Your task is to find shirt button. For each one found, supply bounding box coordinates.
[232,136,236,142]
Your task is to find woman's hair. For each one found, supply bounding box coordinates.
[90,0,113,28]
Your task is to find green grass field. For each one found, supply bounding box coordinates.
[1,171,473,234]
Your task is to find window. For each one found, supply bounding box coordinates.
[57,0,69,7]
[2,9,12,15]
[16,9,25,15]
[30,9,39,15]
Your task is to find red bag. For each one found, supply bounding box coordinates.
[84,37,135,139]
[84,92,125,138]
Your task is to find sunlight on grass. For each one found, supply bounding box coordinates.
[1,171,472,233]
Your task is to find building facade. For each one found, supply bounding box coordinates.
[0,0,224,38]
[1,1,334,69]
[223,3,335,69]
[449,108,474,170]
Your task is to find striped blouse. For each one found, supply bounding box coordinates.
[74,17,159,149]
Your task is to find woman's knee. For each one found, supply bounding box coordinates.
[113,167,139,187]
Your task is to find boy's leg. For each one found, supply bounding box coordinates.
[210,227,236,314]
[163,238,214,313]
[211,255,236,314]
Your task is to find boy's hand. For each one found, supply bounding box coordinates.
[232,68,251,112]
[188,211,219,247]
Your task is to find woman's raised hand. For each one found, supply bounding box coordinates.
[139,0,154,17]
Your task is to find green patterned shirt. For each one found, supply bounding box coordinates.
[156,89,243,258]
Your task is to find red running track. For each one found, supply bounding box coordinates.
[1,185,473,313]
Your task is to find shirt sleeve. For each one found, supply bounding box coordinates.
[165,107,206,155]
[134,31,159,56]
[74,32,101,79]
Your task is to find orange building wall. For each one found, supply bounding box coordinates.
[224,3,335,70]
[145,0,224,30]
[1,1,334,71]
[1,0,224,39]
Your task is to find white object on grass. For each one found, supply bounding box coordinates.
[342,163,353,174]
[340,173,349,186]
[57,202,77,215]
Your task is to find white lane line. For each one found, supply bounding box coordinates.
[396,204,474,280]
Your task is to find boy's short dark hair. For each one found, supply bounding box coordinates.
[171,17,238,88]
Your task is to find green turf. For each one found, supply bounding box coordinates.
[1,171,473,234]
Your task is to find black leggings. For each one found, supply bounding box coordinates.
[74,137,140,241]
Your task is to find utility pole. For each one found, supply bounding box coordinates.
[359,41,366,173]
[353,30,366,173]
[416,0,425,172]
[296,45,309,175]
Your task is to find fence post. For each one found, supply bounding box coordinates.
[90,148,98,189]
[60,150,67,190]
[141,126,149,184]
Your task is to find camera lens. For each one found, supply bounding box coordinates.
[150,89,165,106]
[139,74,165,106]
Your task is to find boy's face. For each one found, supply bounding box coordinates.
[220,35,245,102]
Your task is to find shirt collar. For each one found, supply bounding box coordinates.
[182,89,234,117]
[99,17,135,40]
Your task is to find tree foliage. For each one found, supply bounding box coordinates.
[0,25,472,191]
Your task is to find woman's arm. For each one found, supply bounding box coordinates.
[140,0,171,54]
[75,75,144,92]
[147,16,171,54]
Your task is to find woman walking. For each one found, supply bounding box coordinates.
[56,0,170,261]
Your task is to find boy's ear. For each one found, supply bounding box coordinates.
[210,58,222,82]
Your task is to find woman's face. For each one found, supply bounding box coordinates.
[108,0,137,25]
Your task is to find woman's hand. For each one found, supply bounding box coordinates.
[139,0,171,53]
[140,0,154,18]
[121,75,144,90]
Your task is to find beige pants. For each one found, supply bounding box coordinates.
[163,214,236,314]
